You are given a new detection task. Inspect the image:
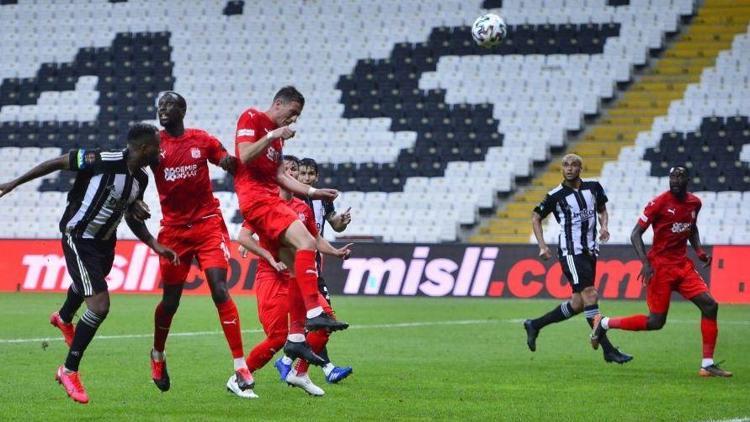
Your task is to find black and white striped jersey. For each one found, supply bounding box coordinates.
[59,148,148,241]
[305,198,336,237]
[533,180,608,257]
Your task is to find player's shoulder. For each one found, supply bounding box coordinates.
[185,128,219,142]
[546,184,564,197]
[240,107,262,119]
[686,192,702,205]
[649,191,672,206]
[581,178,602,189]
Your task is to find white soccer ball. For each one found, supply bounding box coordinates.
[471,13,507,48]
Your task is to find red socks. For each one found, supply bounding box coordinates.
[608,315,648,331]
[294,250,322,311]
[296,330,330,375]
[153,302,175,353]
[216,298,244,359]
[288,277,306,335]
[701,317,718,359]
[246,334,286,372]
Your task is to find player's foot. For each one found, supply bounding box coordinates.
[150,350,170,392]
[523,319,538,352]
[274,358,292,382]
[699,363,733,377]
[226,368,258,399]
[603,348,633,365]
[286,369,325,396]
[305,313,349,332]
[55,366,89,404]
[50,312,75,347]
[325,366,353,384]
[283,340,326,366]
[590,314,605,350]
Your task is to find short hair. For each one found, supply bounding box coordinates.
[283,154,300,166]
[561,153,583,166]
[273,86,305,108]
[127,123,159,146]
[299,157,319,174]
[159,91,187,110]
[669,165,689,176]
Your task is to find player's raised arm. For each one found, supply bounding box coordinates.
[125,212,179,265]
[0,154,70,198]
[327,207,352,233]
[276,163,338,201]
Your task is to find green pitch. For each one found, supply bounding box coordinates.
[0,293,748,421]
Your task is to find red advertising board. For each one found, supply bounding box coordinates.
[0,240,748,304]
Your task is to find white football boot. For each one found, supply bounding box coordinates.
[285,369,325,396]
[226,373,259,399]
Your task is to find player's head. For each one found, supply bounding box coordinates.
[270,86,304,127]
[298,157,319,185]
[157,91,187,128]
[127,123,161,167]
[668,165,689,197]
[561,153,583,182]
[283,155,300,179]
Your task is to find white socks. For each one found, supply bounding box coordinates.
[601,317,610,330]
[151,349,165,362]
[233,357,247,371]
[322,363,335,376]
[702,358,714,368]
[306,306,323,319]
[288,333,305,342]
[281,355,293,365]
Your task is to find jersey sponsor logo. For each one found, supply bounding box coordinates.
[237,128,254,137]
[163,164,199,181]
[571,209,596,220]
[671,222,692,233]
[191,147,201,159]
[103,184,129,211]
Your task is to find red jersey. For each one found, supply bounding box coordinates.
[637,191,702,264]
[154,129,227,226]
[234,108,284,212]
[243,196,318,276]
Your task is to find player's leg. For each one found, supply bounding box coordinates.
[50,285,84,346]
[680,265,732,377]
[314,277,353,383]
[280,220,348,332]
[523,256,582,351]
[56,236,112,404]
[246,275,288,374]
[281,270,325,366]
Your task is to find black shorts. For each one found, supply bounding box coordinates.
[559,253,596,293]
[62,234,115,297]
[317,276,331,305]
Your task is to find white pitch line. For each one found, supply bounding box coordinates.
[0,319,500,345]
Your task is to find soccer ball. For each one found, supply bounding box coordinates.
[471,13,507,48]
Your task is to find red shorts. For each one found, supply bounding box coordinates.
[255,271,290,337]
[646,258,708,314]
[241,195,298,246]
[157,215,230,285]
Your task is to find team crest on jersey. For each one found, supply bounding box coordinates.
[298,212,306,222]
[191,147,201,159]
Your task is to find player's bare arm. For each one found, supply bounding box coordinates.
[218,155,238,175]
[0,154,70,198]
[531,211,552,260]
[688,225,712,268]
[275,164,338,201]
[125,214,179,265]
[597,204,610,242]
[236,227,286,271]
[316,235,353,260]
[630,223,653,284]
[237,126,295,164]
[327,207,352,232]
[128,200,151,221]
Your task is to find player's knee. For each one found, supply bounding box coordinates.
[210,286,230,304]
[298,236,316,251]
[701,299,718,318]
[582,287,598,303]
[647,315,666,330]
[162,299,180,315]
[569,296,584,313]
[269,332,287,350]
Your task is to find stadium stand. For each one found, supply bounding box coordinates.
[2,0,746,246]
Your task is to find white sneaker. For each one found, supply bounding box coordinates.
[226,374,259,399]
[285,369,325,396]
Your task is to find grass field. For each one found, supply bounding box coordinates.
[0,293,748,421]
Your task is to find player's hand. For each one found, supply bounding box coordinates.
[269,259,287,272]
[638,261,653,286]
[269,126,296,140]
[219,155,237,175]
[311,188,338,201]
[153,243,180,265]
[238,245,249,258]
[538,245,552,260]
[0,181,17,198]
[698,253,712,268]
[335,243,354,260]
[599,227,610,243]
[129,200,151,221]
[340,207,352,226]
